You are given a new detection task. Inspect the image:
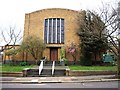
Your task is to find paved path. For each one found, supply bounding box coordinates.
[1,75,120,84]
[2,81,119,88]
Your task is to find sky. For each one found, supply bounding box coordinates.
[0,0,119,46]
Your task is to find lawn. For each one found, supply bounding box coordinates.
[0,64,117,72]
[69,65,117,71]
[0,64,35,72]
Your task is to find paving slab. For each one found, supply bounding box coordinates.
[1,75,120,84]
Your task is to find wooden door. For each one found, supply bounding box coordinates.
[50,48,58,61]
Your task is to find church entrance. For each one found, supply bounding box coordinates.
[50,48,58,61]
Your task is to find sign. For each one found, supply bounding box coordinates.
[103,54,115,62]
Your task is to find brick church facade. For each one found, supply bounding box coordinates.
[23,8,84,61]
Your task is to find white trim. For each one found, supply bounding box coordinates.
[56,18,57,43]
[60,19,61,43]
[52,61,55,76]
[39,60,43,75]
[51,18,53,43]
[47,19,49,44]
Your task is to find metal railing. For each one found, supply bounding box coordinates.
[39,60,44,75]
[52,61,55,76]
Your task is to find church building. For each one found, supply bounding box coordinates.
[23,8,84,61]
[2,8,85,64]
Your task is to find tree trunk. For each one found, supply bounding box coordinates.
[25,52,28,63]
[35,59,38,65]
[72,55,76,65]
[94,52,97,64]
[22,51,24,62]
[12,55,15,65]
[117,41,120,78]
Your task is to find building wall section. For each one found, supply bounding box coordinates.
[23,8,84,61]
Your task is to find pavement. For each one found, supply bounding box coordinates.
[1,75,120,84]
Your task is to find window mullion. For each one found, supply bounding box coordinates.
[51,18,53,43]
[60,18,61,43]
[47,19,49,44]
[56,18,57,43]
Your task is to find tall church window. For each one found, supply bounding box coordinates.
[44,18,64,44]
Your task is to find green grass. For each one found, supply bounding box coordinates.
[0,64,117,72]
[0,64,35,72]
[69,65,117,71]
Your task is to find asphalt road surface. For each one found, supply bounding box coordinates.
[1,81,119,88]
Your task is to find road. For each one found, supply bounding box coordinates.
[1,81,119,88]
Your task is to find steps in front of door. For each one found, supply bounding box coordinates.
[23,66,67,77]
[40,66,66,77]
[44,61,61,66]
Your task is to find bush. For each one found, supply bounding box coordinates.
[80,55,92,66]
[19,62,28,66]
[63,58,69,66]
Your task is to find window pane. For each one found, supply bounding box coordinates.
[53,27,56,43]
[61,19,64,43]
[44,27,47,43]
[49,26,52,43]
[53,19,56,43]
[57,27,60,43]
[49,19,52,27]
[53,18,56,27]
[61,34,64,43]
[45,19,48,26]
[61,19,64,26]
[57,18,60,26]
[44,19,48,43]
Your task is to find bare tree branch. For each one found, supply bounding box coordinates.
[0,26,22,52]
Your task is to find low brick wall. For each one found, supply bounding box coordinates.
[0,72,23,77]
[66,70,117,76]
[0,70,117,77]
[22,68,66,77]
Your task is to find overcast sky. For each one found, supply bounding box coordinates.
[0,0,119,46]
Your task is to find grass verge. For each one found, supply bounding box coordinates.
[0,64,35,72]
[69,65,117,71]
[0,64,117,72]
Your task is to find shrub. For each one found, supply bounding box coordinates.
[63,58,69,66]
[19,62,28,66]
[80,54,92,66]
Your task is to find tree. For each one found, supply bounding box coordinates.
[20,35,46,65]
[66,42,78,64]
[5,47,19,64]
[99,2,120,76]
[0,26,22,64]
[60,47,65,60]
[78,11,108,64]
[113,1,120,77]
[0,26,22,52]
[78,1,120,74]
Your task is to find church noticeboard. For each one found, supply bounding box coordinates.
[103,54,115,62]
